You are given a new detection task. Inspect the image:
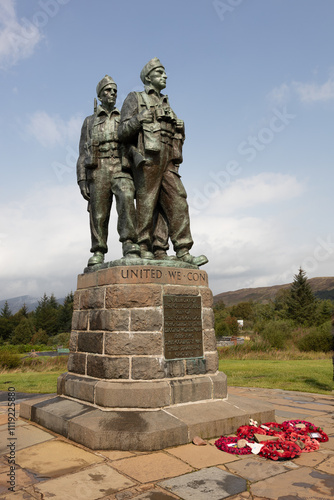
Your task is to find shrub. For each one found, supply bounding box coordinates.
[297,321,333,352]
[31,329,49,345]
[217,339,271,359]
[11,318,35,344]
[0,351,21,369]
[215,319,230,337]
[30,344,49,351]
[259,319,294,349]
[16,344,33,353]
[21,357,43,368]
[225,316,239,335]
[0,345,18,353]
[0,344,50,354]
[47,332,71,347]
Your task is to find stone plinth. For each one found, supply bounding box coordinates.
[21,264,274,450]
[64,265,221,407]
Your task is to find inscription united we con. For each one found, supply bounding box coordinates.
[120,267,208,284]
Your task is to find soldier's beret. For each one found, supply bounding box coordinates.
[96,75,116,97]
[140,58,165,83]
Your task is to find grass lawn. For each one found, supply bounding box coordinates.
[0,370,65,393]
[0,357,68,393]
[0,358,333,395]
[219,359,334,394]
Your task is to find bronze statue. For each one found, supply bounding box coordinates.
[77,76,140,266]
[118,58,208,266]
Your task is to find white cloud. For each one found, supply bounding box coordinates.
[0,0,42,69]
[185,173,333,295]
[189,172,304,217]
[217,173,303,212]
[293,76,334,103]
[0,181,131,300]
[266,83,291,106]
[0,175,332,301]
[26,111,83,148]
[189,212,285,293]
[190,209,334,295]
[268,74,334,106]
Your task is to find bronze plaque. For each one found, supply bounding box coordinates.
[163,295,203,360]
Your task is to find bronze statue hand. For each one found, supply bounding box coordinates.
[79,180,90,201]
[139,109,154,124]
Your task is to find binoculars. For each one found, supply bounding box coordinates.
[156,106,176,123]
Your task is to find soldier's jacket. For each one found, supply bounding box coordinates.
[76,105,131,184]
[118,89,185,165]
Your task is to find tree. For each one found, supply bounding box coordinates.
[230,301,254,321]
[0,317,13,342]
[286,268,317,326]
[34,293,59,336]
[1,301,12,319]
[332,315,334,381]
[11,318,35,344]
[11,304,30,331]
[17,304,29,318]
[214,302,229,337]
[274,288,291,318]
[57,292,74,333]
[0,301,14,341]
[225,315,239,335]
[31,329,49,345]
[48,293,60,310]
[315,299,333,326]
[213,301,226,312]
[253,302,276,322]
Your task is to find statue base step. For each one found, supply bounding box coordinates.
[20,393,274,451]
[57,372,227,408]
[20,264,274,450]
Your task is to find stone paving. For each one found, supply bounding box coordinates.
[0,386,333,499]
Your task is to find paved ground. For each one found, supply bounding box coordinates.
[0,387,333,499]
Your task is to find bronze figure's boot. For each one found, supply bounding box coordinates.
[140,244,155,260]
[176,250,208,267]
[122,241,140,260]
[154,250,177,260]
[87,251,104,266]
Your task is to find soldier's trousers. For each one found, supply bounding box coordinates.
[132,144,193,253]
[87,159,137,254]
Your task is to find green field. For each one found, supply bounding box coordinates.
[0,370,65,393]
[0,356,68,393]
[0,358,333,395]
[219,359,334,394]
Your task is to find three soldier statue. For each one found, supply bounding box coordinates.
[77,58,208,268]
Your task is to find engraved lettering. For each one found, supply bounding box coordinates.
[165,270,181,280]
[119,267,205,284]
[163,295,203,360]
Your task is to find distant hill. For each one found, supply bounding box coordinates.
[0,295,65,314]
[213,277,334,307]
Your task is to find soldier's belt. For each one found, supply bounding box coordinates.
[160,130,174,137]
[98,153,120,159]
[98,142,119,152]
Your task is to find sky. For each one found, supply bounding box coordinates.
[1,0,334,300]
